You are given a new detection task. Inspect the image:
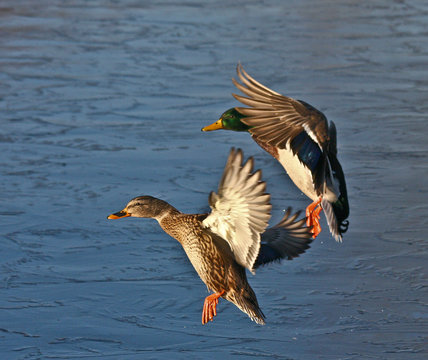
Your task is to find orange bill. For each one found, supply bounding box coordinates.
[107,210,130,219]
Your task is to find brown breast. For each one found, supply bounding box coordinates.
[159,213,236,293]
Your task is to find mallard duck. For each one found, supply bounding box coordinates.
[108,148,312,325]
[202,64,349,241]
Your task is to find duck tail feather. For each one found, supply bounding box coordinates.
[232,288,266,325]
[322,199,342,242]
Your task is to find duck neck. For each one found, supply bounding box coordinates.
[155,203,182,236]
[154,202,179,221]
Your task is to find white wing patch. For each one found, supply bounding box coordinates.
[202,148,272,272]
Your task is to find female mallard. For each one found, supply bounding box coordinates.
[108,148,312,325]
[202,64,349,241]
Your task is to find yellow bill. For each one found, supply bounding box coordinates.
[201,119,224,132]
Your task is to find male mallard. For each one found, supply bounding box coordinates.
[202,64,349,241]
[108,148,312,325]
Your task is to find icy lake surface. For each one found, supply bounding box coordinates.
[1,1,427,359]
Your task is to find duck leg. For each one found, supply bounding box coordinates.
[202,290,225,324]
[306,196,323,239]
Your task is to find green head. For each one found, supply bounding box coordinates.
[202,108,251,132]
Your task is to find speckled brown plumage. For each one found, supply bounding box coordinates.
[158,210,265,324]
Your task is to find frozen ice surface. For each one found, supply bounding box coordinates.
[0,1,427,359]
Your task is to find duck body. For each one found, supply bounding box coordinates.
[253,104,349,239]
[265,127,349,239]
[108,149,313,325]
[202,65,349,241]
[257,114,340,204]
[158,209,264,323]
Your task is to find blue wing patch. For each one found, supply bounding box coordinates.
[290,131,321,171]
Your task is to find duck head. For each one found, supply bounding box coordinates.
[108,196,170,219]
[202,108,251,132]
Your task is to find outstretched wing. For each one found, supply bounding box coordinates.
[202,148,271,272]
[232,63,330,150]
[253,208,313,269]
[232,64,331,195]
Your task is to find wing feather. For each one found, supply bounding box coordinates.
[233,64,329,151]
[202,148,272,272]
[237,63,282,96]
[253,208,313,269]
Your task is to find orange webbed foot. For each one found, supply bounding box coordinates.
[306,197,323,239]
[202,290,225,325]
